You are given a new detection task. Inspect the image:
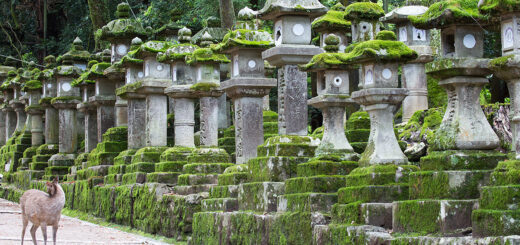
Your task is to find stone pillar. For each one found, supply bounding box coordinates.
[4,107,15,141]
[402,62,428,122]
[0,109,5,146]
[13,104,26,132]
[127,97,147,149]
[146,94,168,147]
[54,102,79,153]
[200,96,219,146]
[44,106,59,145]
[217,94,230,129]
[115,81,128,127]
[233,97,264,163]
[321,107,352,152]
[83,107,97,152]
[94,100,115,142]
[30,111,44,146]
[277,65,309,136]
[173,98,195,147]
[263,95,270,111]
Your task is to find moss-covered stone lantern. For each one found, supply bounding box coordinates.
[39,55,59,150]
[49,38,88,168]
[381,4,432,122]
[312,3,351,52]
[0,63,15,146]
[302,34,359,160]
[115,37,146,149]
[23,67,44,147]
[236,7,261,30]
[344,1,384,43]
[123,40,173,147]
[160,27,199,148]
[1,59,18,142]
[10,67,31,133]
[186,33,230,146]
[259,0,326,136]
[217,13,277,164]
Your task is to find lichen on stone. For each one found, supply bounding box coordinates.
[190,82,219,91]
[409,0,488,29]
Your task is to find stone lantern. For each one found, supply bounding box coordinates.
[2,70,17,141]
[217,13,277,164]
[23,69,45,147]
[116,37,146,149]
[121,40,173,147]
[302,34,359,160]
[48,38,89,166]
[10,67,30,133]
[344,2,384,43]
[39,55,59,150]
[312,3,351,52]
[480,1,520,158]
[349,31,417,165]
[186,33,230,146]
[98,2,151,127]
[380,4,433,122]
[0,64,15,145]
[160,27,199,148]
[258,0,326,136]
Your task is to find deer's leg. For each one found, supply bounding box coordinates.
[52,224,58,245]
[21,216,28,245]
[30,224,38,245]
[40,224,47,245]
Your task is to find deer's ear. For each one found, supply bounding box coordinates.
[53,177,59,184]
[46,181,51,185]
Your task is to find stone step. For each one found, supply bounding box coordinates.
[257,143,316,157]
[101,126,127,142]
[87,152,120,167]
[49,158,75,167]
[42,174,67,181]
[125,162,156,173]
[122,172,147,184]
[248,156,310,182]
[263,122,278,134]
[285,176,346,194]
[10,144,31,152]
[238,182,285,213]
[178,174,219,186]
[479,185,520,210]
[95,141,127,153]
[393,199,477,234]
[345,165,417,186]
[183,163,234,174]
[174,184,216,195]
[131,147,168,164]
[187,148,231,164]
[30,162,48,170]
[201,198,239,212]
[32,154,52,162]
[159,147,194,162]
[472,209,520,237]
[217,173,249,186]
[44,166,70,176]
[297,160,357,177]
[263,111,278,123]
[155,161,185,172]
[419,150,507,171]
[337,184,409,204]
[36,144,59,155]
[114,149,136,165]
[104,174,122,184]
[331,203,393,229]
[209,185,240,198]
[146,172,181,184]
[278,193,337,213]
[409,170,492,199]
[108,165,125,175]
[77,165,111,180]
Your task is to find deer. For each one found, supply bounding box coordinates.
[20,177,65,245]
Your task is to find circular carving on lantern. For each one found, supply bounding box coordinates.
[117,45,128,55]
[382,68,392,79]
[138,71,144,78]
[292,24,305,36]
[463,34,476,48]
[248,60,256,69]
[333,76,342,87]
[157,65,163,71]
[47,83,52,88]
[62,83,71,92]
[360,22,370,33]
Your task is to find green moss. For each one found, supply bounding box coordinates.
[22,80,42,91]
[50,96,81,104]
[479,0,520,14]
[213,29,273,52]
[409,0,488,29]
[269,212,312,245]
[392,200,442,234]
[98,18,150,42]
[190,82,218,91]
[156,43,199,62]
[344,2,385,21]
[472,209,520,237]
[285,175,346,193]
[25,104,43,112]
[312,9,351,31]
[427,76,447,108]
[490,55,515,69]
[420,150,507,171]
[186,48,230,64]
[331,202,362,224]
[116,81,142,96]
[375,30,397,41]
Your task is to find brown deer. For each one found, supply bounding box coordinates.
[20,177,65,245]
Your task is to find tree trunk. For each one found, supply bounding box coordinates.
[87,0,109,32]
[219,0,235,29]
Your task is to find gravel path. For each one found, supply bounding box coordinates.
[0,198,171,245]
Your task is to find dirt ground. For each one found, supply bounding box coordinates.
[0,198,170,245]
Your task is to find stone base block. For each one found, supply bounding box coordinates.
[77,165,111,180]
[345,165,418,186]
[146,172,180,184]
[187,148,230,164]
[238,182,284,213]
[48,154,76,167]
[160,147,194,162]
[114,149,136,165]
[337,185,409,204]
[285,176,346,194]
[174,184,216,195]
[248,156,310,182]
[155,161,185,172]
[32,154,52,162]
[297,160,358,177]
[331,203,393,229]
[479,185,520,210]
[392,199,477,234]
[182,163,234,174]
[409,170,492,199]
[122,172,147,184]
[490,160,520,186]
[35,144,59,155]
[10,144,30,152]
[30,162,48,170]
[44,166,70,176]
[131,147,168,164]
[472,209,520,237]
[87,152,120,167]
[126,162,156,173]
[313,224,390,245]
[217,173,249,186]
[202,198,239,212]
[177,174,218,186]
[104,174,122,184]
[209,185,239,198]
[108,165,125,175]
[258,143,316,157]
[278,192,337,212]
[420,150,507,171]
[96,141,127,153]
